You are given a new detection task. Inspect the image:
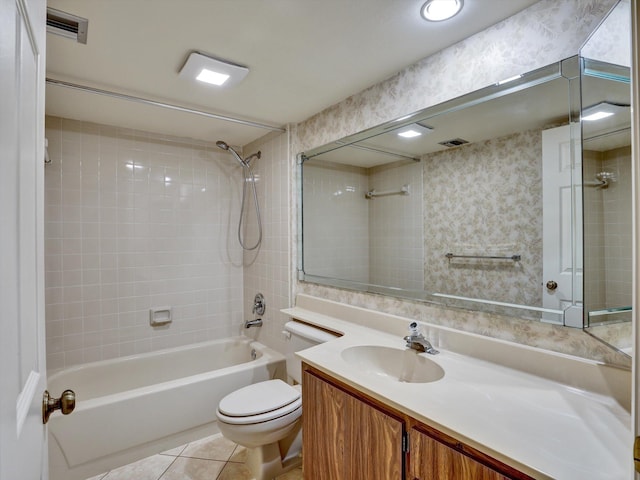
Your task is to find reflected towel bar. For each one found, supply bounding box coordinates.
[445,253,521,262]
[365,184,410,199]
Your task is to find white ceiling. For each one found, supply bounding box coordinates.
[45,0,541,147]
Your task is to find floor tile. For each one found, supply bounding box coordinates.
[180,433,237,461]
[101,454,175,480]
[161,444,187,457]
[85,473,108,480]
[159,457,226,480]
[228,444,247,463]
[276,466,304,480]
[216,461,254,480]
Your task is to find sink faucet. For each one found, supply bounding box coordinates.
[245,318,263,328]
[404,322,439,355]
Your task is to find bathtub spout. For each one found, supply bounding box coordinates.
[245,318,263,328]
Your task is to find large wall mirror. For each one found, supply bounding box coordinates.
[299,58,581,325]
[298,1,631,352]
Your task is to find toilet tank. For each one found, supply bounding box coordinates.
[283,321,338,384]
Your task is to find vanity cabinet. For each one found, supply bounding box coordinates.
[409,425,510,480]
[302,365,404,479]
[302,363,533,480]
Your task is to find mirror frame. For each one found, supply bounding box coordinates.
[297,56,584,325]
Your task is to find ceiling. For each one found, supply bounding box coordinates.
[45,0,541,147]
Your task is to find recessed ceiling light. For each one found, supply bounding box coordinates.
[196,69,230,86]
[397,124,433,138]
[582,101,630,121]
[582,111,614,121]
[420,0,463,22]
[398,129,422,138]
[179,52,248,88]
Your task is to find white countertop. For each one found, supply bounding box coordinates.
[283,299,632,480]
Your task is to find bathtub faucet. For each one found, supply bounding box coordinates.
[245,318,263,328]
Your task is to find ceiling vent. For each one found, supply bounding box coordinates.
[438,138,469,148]
[46,7,88,44]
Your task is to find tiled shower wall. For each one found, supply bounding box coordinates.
[240,131,293,355]
[368,161,424,290]
[44,116,244,371]
[302,161,370,283]
[301,159,423,291]
[584,146,632,314]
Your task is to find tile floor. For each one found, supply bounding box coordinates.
[86,433,303,480]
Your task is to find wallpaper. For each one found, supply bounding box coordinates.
[423,130,542,308]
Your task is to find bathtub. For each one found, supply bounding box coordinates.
[47,337,286,480]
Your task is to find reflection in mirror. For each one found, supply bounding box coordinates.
[582,60,632,355]
[300,59,582,325]
[579,0,632,356]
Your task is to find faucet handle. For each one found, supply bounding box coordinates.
[408,321,421,336]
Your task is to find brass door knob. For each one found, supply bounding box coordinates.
[546,280,558,291]
[43,389,75,424]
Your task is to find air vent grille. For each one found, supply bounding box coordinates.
[46,7,88,44]
[438,138,469,148]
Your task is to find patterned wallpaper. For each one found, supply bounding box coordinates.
[581,0,631,67]
[295,0,617,153]
[292,0,630,366]
[423,130,542,308]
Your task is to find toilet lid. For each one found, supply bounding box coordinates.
[218,379,301,417]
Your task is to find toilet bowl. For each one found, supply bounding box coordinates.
[216,321,337,480]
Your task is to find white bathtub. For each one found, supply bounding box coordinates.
[47,337,286,480]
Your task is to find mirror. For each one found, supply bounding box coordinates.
[300,58,583,324]
[581,1,632,354]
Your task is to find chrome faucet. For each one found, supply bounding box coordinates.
[404,322,439,355]
[245,318,263,328]
[252,293,266,316]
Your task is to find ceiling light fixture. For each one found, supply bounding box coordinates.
[397,124,433,138]
[420,0,463,22]
[582,101,629,121]
[179,52,249,88]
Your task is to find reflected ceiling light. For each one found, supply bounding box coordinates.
[582,101,629,121]
[420,0,463,22]
[179,51,249,87]
[397,123,433,138]
[497,74,522,85]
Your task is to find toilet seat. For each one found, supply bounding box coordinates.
[217,380,301,425]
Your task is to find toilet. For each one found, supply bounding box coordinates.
[216,321,338,480]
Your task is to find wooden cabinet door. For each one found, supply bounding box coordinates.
[303,369,348,479]
[410,427,510,480]
[348,387,404,479]
[303,368,404,480]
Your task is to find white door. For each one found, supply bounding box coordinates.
[0,0,48,479]
[542,124,583,326]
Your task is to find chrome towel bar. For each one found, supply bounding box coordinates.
[445,253,521,262]
[365,184,410,199]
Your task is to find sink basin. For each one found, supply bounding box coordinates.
[341,345,445,383]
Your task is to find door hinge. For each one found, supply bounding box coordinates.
[402,430,410,453]
[634,436,640,473]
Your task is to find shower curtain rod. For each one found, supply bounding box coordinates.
[46,78,286,133]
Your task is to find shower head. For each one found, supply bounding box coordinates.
[216,140,247,167]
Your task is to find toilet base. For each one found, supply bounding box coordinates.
[244,424,302,480]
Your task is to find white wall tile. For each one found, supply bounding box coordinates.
[45,116,244,370]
